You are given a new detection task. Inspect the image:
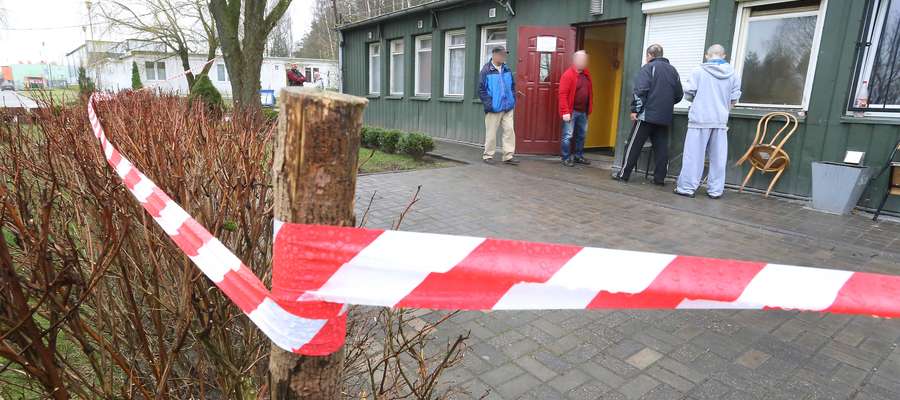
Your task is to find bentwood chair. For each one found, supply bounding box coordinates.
[873,140,900,221]
[735,112,799,197]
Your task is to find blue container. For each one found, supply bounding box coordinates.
[259,90,276,107]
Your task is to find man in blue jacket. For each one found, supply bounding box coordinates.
[479,46,519,165]
[617,44,683,184]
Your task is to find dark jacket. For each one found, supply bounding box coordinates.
[478,62,516,113]
[630,57,683,126]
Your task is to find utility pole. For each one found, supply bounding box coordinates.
[269,88,367,399]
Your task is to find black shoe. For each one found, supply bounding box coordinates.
[612,174,628,182]
[562,158,575,167]
[483,158,495,165]
[574,157,591,165]
[707,193,723,200]
[503,158,520,165]
[673,189,695,198]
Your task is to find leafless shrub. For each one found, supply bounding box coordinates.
[0,92,469,399]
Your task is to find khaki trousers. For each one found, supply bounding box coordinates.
[483,110,516,161]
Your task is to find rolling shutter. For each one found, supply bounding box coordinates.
[643,6,709,108]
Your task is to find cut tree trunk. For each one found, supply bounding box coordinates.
[269,88,368,399]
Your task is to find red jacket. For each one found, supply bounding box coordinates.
[287,69,306,86]
[558,66,593,116]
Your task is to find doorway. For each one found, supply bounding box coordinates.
[514,26,577,154]
[579,23,626,153]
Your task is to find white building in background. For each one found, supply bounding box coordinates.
[66,39,339,97]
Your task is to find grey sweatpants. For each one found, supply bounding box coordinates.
[675,128,728,196]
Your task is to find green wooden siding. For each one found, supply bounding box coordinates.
[341,0,900,213]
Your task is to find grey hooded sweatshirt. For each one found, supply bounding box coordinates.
[685,59,742,129]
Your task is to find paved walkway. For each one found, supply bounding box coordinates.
[354,141,900,400]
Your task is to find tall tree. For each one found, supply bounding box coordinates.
[268,8,293,57]
[99,0,218,89]
[208,0,292,110]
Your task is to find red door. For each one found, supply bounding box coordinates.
[514,26,577,154]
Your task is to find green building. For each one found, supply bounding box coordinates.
[338,0,900,215]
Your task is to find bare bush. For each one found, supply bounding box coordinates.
[0,92,470,399]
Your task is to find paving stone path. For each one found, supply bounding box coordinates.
[353,142,900,400]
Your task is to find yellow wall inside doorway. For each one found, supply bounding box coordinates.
[583,24,625,149]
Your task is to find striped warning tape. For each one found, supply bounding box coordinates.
[88,94,900,357]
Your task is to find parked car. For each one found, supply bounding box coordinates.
[0,80,14,91]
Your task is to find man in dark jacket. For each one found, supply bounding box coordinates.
[617,44,684,184]
[478,46,519,165]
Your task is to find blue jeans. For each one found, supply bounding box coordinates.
[560,111,588,160]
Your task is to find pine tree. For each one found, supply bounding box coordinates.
[131,61,143,90]
[189,74,224,111]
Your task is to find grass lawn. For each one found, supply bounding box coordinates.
[358,148,454,174]
[20,87,81,105]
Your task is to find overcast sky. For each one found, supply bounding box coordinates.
[0,0,316,65]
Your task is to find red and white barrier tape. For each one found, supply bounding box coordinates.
[87,94,334,354]
[88,94,900,357]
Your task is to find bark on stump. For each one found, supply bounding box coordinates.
[269,88,368,399]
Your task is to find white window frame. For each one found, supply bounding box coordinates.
[731,0,828,110]
[389,39,405,96]
[414,34,433,97]
[641,2,710,110]
[368,42,381,95]
[848,0,900,117]
[216,63,227,82]
[144,61,166,81]
[443,30,466,97]
[480,24,507,65]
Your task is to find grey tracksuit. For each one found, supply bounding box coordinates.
[675,59,742,197]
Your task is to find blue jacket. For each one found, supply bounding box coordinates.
[478,62,516,113]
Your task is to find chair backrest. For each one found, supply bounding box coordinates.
[737,112,799,168]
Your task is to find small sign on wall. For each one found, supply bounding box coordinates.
[536,36,557,52]
[367,32,373,40]
[489,7,496,18]
[417,20,423,29]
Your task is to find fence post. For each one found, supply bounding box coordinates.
[269,88,367,399]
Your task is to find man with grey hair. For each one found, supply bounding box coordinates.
[617,44,683,184]
[674,44,742,199]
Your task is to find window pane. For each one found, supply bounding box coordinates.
[448,47,465,95]
[419,38,432,50]
[740,15,817,105]
[539,53,552,82]
[486,28,507,42]
[217,64,226,81]
[391,54,404,94]
[156,62,167,80]
[869,1,900,106]
[417,50,432,95]
[145,61,155,80]
[450,34,466,46]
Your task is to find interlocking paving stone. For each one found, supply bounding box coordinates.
[618,374,660,400]
[354,141,900,399]
[625,347,663,370]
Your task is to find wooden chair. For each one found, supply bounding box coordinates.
[873,139,900,221]
[735,112,799,197]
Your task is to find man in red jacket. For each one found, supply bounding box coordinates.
[287,64,306,86]
[558,51,593,167]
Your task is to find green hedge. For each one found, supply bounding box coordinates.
[361,126,436,159]
[398,132,435,160]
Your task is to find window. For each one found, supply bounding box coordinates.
[216,64,227,81]
[642,1,709,109]
[444,30,466,97]
[732,0,827,108]
[415,35,432,96]
[369,43,381,95]
[389,39,405,96]
[144,61,166,81]
[849,0,900,114]
[480,25,507,64]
